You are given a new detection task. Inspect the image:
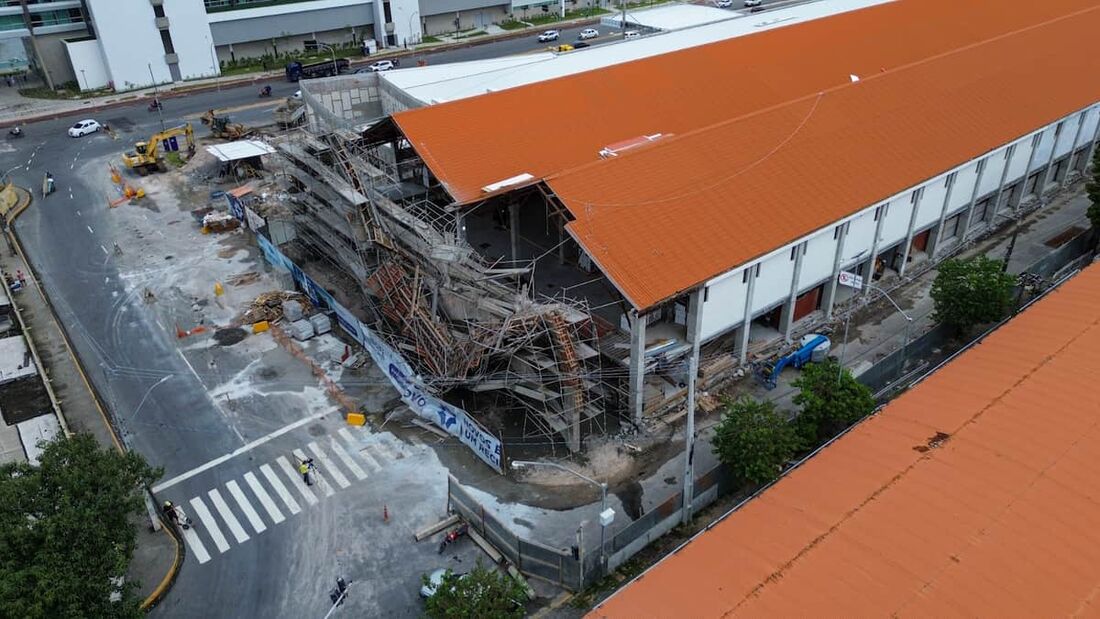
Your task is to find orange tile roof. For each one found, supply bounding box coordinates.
[591,263,1100,617]
[394,0,1100,309]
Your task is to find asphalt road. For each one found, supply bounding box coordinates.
[0,28,583,617]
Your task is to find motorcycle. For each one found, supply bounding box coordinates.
[148,99,162,112]
[7,126,23,139]
[438,523,470,554]
[258,85,272,98]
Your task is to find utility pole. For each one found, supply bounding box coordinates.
[621,0,627,31]
[1001,209,1022,273]
[148,63,165,132]
[682,288,704,525]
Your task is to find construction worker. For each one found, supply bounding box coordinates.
[298,458,314,485]
[163,501,179,526]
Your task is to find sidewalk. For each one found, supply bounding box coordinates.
[1,186,179,609]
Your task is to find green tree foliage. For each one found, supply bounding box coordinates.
[930,256,1017,332]
[0,434,161,618]
[792,359,876,449]
[424,562,526,619]
[711,397,798,486]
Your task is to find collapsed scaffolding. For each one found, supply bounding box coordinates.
[271,106,610,451]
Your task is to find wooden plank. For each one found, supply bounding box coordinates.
[413,513,460,542]
[410,418,449,439]
[467,527,504,564]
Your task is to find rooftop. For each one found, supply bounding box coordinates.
[394,0,1100,309]
[593,262,1100,616]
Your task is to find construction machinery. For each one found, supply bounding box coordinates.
[273,98,306,128]
[754,334,831,390]
[200,110,253,140]
[122,123,195,175]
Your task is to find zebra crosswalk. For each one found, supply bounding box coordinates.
[173,433,412,565]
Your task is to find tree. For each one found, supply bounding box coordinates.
[0,434,161,619]
[792,359,876,449]
[423,562,526,619]
[930,256,1017,333]
[711,397,798,486]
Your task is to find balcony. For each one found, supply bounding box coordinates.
[204,0,326,14]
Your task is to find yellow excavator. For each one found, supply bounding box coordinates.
[200,109,253,140]
[122,123,195,175]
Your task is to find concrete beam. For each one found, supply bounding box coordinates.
[990,143,1018,215]
[780,242,806,341]
[1016,133,1043,207]
[628,310,647,425]
[509,202,519,261]
[1085,107,1100,175]
[929,174,957,259]
[1039,124,1060,194]
[1063,110,1088,188]
[682,287,704,524]
[823,222,849,319]
[737,265,758,365]
[959,160,988,242]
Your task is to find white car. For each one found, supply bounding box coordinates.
[578,28,599,40]
[68,119,101,137]
[368,60,395,72]
[420,569,460,598]
[744,0,762,6]
[623,30,641,40]
[715,0,733,7]
[537,30,560,42]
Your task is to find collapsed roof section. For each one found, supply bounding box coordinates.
[391,0,1100,310]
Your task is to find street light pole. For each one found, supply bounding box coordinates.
[863,283,914,377]
[319,43,338,77]
[79,69,87,91]
[512,460,609,572]
[147,63,165,132]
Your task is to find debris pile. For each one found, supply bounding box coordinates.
[240,291,312,324]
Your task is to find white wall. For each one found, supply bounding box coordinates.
[165,0,218,80]
[698,269,747,340]
[1006,132,1037,181]
[797,231,836,289]
[63,39,109,90]
[750,251,794,314]
[947,164,977,211]
[389,0,422,47]
[877,200,909,248]
[86,0,168,89]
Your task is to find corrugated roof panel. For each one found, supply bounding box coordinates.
[592,264,1100,616]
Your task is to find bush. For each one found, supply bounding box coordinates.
[423,563,526,619]
[792,359,876,449]
[930,256,1017,333]
[711,397,798,486]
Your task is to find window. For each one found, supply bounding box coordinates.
[159,29,175,54]
[1055,121,1064,136]
[742,270,750,284]
[874,204,885,221]
[790,246,798,260]
[153,4,165,17]
[1004,146,1014,160]
[303,39,318,52]
[944,213,963,239]
[383,1,393,22]
[833,225,842,240]
[976,158,986,175]
[703,286,710,302]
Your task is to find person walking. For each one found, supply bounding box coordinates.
[298,458,314,485]
[15,270,25,288]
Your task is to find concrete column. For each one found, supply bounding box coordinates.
[990,143,1018,215]
[862,204,888,297]
[737,265,758,365]
[682,287,704,524]
[1017,133,1043,207]
[628,310,647,425]
[1062,111,1088,188]
[779,242,806,342]
[959,160,988,243]
[823,222,849,319]
[509,202,520,261]
[929,175,957,259]
[455,212,466,243]
[557,223,566,265]
[897,188,924,277]
[1084,108,1100,175]
[1038,124,1060,194]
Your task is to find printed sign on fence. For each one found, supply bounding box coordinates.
[256,235,503,472]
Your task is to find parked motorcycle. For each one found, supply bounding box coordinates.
[438,523,470,554]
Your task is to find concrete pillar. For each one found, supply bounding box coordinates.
[1038,124,1060,194]
[990,143,1018,215]
[1061,111,1087,189]
[1084,108,1100,176]
[455,212,466,243]
[509,202,519,261]
[862,204,888,297]
[557,223,566,265]
[897,188,924,277]
[959,160,988,243]
[682,287,704,524]
[737,265,758,365]
[1017,133,1043,207]
[823,222,849,319]
[628,310,647,425]
[779,242,806,342]
[929,174,957,259]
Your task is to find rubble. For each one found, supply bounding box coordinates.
[239,291,312,325]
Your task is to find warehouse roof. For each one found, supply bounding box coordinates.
[394,0,1100,309]
[593,262,1100,616]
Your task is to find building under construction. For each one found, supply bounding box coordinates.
[262,0,1100,454]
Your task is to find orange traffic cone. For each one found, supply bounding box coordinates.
[176,324,187,339]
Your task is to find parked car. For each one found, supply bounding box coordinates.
[368,59,396,72]
[744,0,763,6]
[537,30,560,42]
[420,569,463,598]
[578,28,599,40]
[623,30,641,40]
[68,119,101,138]
[573,41,591,48]
[715,0,733,7]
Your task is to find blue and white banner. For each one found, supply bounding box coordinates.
[256,235,503,473]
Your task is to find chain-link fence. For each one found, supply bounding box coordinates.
[299,73,384,133]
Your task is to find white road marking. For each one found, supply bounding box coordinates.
[189,497,230,554]
[293,448,335,497]
[100,245,108,255]
[258,465,300,515]
[208,489,249,544]
[308,442,350,488]
[180,526,211,564]
[356,445,382,471]
[277,456,319,505]
[337,428,359,448]
[251,470,294,518]
[151,408,332,493]
[227,480,267,533]
[86,225,94,234]
[76,209,81,216]
[328,438,367,481]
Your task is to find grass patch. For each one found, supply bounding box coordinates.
[164,152,185,168]
[527,6,609,26]
[454,30,487,39]
[17,84,113,100]
[498,20,529,30]
[420,35,442,43]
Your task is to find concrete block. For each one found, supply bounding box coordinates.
[346,412,366,426]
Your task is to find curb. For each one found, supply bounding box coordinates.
[0,15,605,128]
[4,186,183,612]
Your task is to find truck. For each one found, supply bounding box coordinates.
[285,58,349,82]
[273,97,306,128]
